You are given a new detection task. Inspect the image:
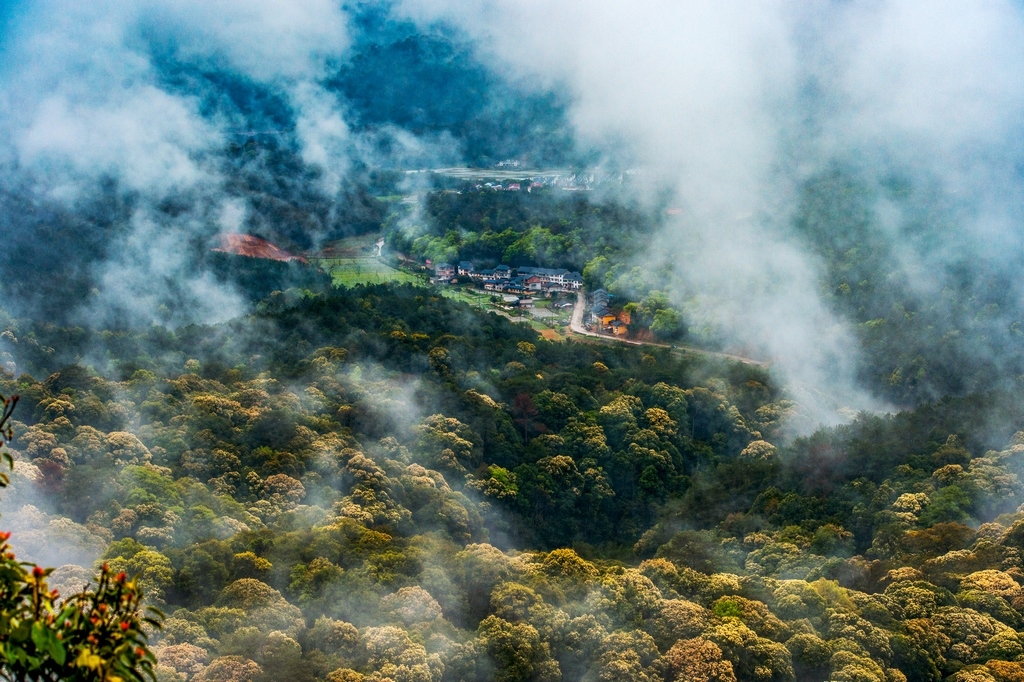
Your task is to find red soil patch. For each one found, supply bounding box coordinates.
[212,233,307,263]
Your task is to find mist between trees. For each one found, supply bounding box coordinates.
[0,282,1021,680]
[1,1,1024,681]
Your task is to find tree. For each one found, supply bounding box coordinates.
[476,616,560,682]
[0,392,162,681]
[415,414,479,474]
[511,394,540,441]
[380,586,442,625]
[194,656,262,682]
[651,307,684,340]
[664,638,736,682]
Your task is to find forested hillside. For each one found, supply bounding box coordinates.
[3,280,1024,681]
[2,2,1024,681]
[390,176,1024,407]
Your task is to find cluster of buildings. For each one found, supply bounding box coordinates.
[476,173,622,193]
[589,289,629,336]
[476,181,546,192]
[432,261,583,296]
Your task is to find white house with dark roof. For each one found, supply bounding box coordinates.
[515,267,584,290]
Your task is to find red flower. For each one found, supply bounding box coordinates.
[120,621,129,631]
[32,566,44,578]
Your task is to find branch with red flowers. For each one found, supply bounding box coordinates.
[0,393,161,681]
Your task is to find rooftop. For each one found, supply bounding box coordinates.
[518,266,571,276]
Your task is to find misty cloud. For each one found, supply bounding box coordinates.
[0,0,359,326]
[0,0,1021,417]
[399,0,1024,418]
[141,0,349,82]
[17,87,219,199]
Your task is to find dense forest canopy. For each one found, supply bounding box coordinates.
[2,276,1024,681]
[2,1,1024,681]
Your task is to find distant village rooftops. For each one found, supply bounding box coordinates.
[431,260,582,291]
[517,266,566,277]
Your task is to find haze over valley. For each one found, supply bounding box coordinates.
[2,3,1024,681]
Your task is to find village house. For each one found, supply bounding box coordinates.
[430,258,580,303]
[516,267,584,290]
[434,263,455,282]
[505,277,528,295]
[610,320,628,336]
[524,275,545,291]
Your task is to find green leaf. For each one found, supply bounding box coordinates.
[49,638,66,665]
[30,622,48,651]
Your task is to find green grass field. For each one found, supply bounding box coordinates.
[438,287,494,305]
[320,258,424,288]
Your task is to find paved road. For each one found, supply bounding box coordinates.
[568,291,770,367]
